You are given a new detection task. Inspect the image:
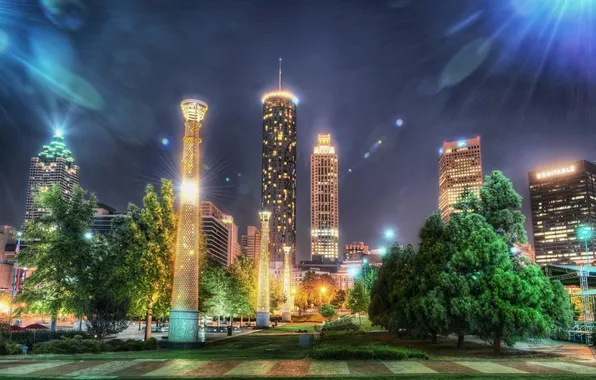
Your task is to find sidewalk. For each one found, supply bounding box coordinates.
[0,359,596,377]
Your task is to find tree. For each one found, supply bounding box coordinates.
[413,212,452,344]
[111,180,176,340]
[442,213,570,354]
[270,276,286,313]
[298,271,337,308]
[16,185,97,328]
[228,256,257,319]
[319,304,336,321]
[360,262,378,295]
[330,289,347,309]
[200,259,234,323]
[347,277,370,325]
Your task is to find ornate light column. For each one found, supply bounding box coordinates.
[168,99,208,347]
[256,210,271,328]
[282,245,292,322]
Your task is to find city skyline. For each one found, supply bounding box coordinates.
[2,1,596,263]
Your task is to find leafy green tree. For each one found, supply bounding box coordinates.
[228,256,257,319]
[270,276,287,313]
[360,262,378,295]
[347,277,370,325]
[16,185,97,328]
[330,289,347,309]
[111,181,175,340]
[319,304,336,321]
[200,259,233,322]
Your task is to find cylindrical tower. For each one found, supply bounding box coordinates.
[282,245,292,322]
[168,99,208,346]
[256,210,272,328]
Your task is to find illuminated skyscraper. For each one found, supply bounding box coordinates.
[242,226,261,264]
[25,131,79,222]
[529,161,596,265]
[261,60,298,264]
[169,99,208,346]
[438,136,483,221]
[311,134,339,261]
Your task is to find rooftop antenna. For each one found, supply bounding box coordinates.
[278,58,282,91]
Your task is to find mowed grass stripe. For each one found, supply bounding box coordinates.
[455,361,527,374]
[0,361,72,375]
[528,361,596,374]
[225,360,277,376]
[308,361,350,376]
[383,361,437,374]
[142,359,207,377]
[67,360,140,376]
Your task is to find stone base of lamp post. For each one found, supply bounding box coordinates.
[282,312,292,322]
[166,310,205,349]
[256,311,270,328]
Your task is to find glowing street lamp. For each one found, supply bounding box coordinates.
[578,226,593,265]
[383,228,395,240]
[83,232,93,240]
[379,247,387,255]
[319,286,327,305]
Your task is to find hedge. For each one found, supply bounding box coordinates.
[0,329,92,347]
[321,318,360,332]
[32,337,158,354]
[311,344,428,360]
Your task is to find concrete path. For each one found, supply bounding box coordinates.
[0,359,596,377]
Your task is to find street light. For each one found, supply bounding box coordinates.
[319,287,327,305]
[384,228,395,240]
[578,226,593,265]
[379,247,387,255]
[84,232,93,240]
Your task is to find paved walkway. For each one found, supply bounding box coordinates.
[1,359,596,377]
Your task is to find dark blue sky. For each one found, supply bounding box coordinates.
[1,0,595,261]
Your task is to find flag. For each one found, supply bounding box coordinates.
[15,240,20,254]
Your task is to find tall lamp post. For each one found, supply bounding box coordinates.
[168,99,208,348]
[577,225,594,342]
[282,245,292,322]
[256,210,272,328]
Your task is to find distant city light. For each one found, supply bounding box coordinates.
[457,140,467,147]
[348,168,353,173]
[364,152,370,159]
[379,247,387,255]
[578,226,593,240]
[55,129,63,138]
[17,231,22,237]
[83,232,93,240]
[384,228,395,239]
[362,258,368,264]
[377,139,383,144]
[225,177,230,182]
[348,266,358,277]
[395,119,404,127]
[161,138,169,146]
[439,148,444,154]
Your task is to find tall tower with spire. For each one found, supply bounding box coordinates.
[24,130,79,222]
[261,59,298,264]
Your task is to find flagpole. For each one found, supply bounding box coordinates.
[8,232,22,327]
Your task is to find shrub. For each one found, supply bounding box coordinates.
[32,337,110,354]
[321,318,360,332]
[107,338,157,352]
[319,304,336,320]
[0,341,23,355]
[0,329,92,347]
[311,344,428,360]
[293,314,324,323]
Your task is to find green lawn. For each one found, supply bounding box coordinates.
[256,323,319,334]
[10,334,310,361]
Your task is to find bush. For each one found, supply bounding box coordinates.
[319,304,336,320]
[107,338,157,352]
[311,344,428,360]
[0,329,92,347]
[293,314,324,323]
[321,318,360,332]
[32,337,110,354]
[0,341,23,355]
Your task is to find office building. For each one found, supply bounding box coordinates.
[91,203,120,235]
[200,201,230,267]
[344,242,370,261]
[311,134,339,261]
[438,136,483,221]
[222,214,240,266]
[25,130,79,222]
[529,161,596,265]
[242,226,261,264]
[261,66,298,264]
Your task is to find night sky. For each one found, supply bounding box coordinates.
[1,0,595,261]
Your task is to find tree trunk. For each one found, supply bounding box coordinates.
[457,334,464,348]
[358,313,361,325]
[50,315,57,331]
[241,315,243,327]
[138,319,141,330]
[144,305,153,341]
[431,331,437,344]
[494,332,501,355]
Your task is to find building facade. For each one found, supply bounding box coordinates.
[261,90,298,264]
[438,136,482,221]
[242,226,261,264]
[25,131,79,222]
[222,214,241,266]
[344,242,370,261]
[200,201,230,266]
[311,134,339,261]
[529,161,596,265]
[91,203,120,235]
